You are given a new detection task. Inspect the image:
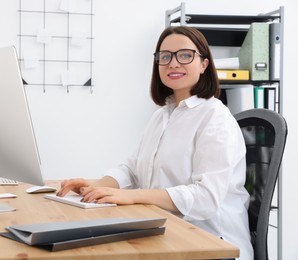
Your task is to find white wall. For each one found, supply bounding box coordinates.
[0,0,297,259]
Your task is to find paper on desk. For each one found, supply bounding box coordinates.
[0,193,17,198]
[0,204,16,212]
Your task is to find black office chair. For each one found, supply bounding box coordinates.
[234,108,287,260]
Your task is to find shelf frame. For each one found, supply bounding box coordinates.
[165,3,284,259]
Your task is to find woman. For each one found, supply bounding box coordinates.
[57,26,253,259]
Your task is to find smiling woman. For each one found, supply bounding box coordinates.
[57,26,253,260]
[155,33,209,104]
[151,26,219,106]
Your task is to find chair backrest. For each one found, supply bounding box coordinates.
[234,108,287,260]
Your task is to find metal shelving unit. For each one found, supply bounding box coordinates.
[165,3,284,259]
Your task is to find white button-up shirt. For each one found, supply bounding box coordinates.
[105,95,253,260]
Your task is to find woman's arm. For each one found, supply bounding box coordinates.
[57,176,177,212]
[80,186,178,212]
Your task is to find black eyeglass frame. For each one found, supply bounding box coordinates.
[153,49,203,66]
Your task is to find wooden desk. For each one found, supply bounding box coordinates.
[0,181,239,259]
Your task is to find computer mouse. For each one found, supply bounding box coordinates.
[26,185,57,194]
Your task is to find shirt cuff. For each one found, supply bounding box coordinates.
[104,166,134,189]
[166,185,194,216]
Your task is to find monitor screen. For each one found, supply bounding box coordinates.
[0,46,44,186]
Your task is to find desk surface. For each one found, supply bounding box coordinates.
[0,181,239,260]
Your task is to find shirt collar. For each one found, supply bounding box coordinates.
[166,95,208,109]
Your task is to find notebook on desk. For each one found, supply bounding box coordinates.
[44,194,117,209]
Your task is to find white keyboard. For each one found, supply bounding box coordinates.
[44,194,117,209]
[0,178,19,186]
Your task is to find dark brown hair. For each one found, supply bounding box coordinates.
[150,26,220,106]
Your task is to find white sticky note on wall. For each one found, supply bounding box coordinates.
[23,52,39,69]
[60,0,75,12]
[61,70,69,86]
[36,28,52,44]
[71,33,87,47]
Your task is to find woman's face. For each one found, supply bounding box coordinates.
[158,34,208,102]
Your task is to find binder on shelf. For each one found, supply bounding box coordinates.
[225,85,254,115]
[238,23,269,81]
[217,70,249,80]
[269,22,281,80]
[254,86,265,108]
[264,87,276,111]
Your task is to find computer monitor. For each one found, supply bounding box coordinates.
[0,46,44,186]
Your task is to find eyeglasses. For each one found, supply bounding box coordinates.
[154,49,202,66]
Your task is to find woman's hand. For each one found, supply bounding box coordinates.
[80,186,136,205]
[56,178,90,197]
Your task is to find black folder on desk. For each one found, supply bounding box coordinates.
[0,217,166,251]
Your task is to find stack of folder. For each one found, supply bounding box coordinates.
[214,57,250,81]
[0,217,166,251]
[217,70,249,80]
[253,86,277,111]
